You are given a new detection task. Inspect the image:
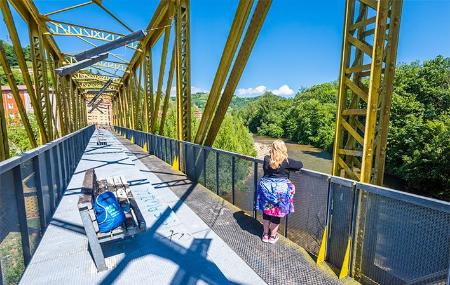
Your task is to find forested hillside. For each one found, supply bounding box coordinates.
[238,56,450,200]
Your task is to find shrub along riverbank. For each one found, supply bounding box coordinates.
[238,56,450,200]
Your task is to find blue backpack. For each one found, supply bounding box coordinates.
[94,191,125,233]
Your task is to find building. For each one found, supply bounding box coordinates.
[86,98,113,126]
[1,85,33,122]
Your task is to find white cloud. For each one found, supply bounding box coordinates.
[170,86,209,97]
[236,84,295,98]
[271,84,295,97]
[236,85,268,97]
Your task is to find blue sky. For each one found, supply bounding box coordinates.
[1,0,449,97]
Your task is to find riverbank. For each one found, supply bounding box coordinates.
[253,135,332,174]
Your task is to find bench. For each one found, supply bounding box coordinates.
[78,168,146,271]
[96,131,107,145]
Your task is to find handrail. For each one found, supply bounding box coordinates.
[114,126,450,210]
[0,125,95,174]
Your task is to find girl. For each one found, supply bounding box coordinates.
[256,139,303,243]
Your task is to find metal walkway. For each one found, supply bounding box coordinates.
[114,133,346,285]
[20,130,265,285]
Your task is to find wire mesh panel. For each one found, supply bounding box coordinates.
[218,153,233,204]
[327,177,355,269]
[355,185,450,285]
[287,170,330,255]
[233,157,255,215]
[184,143,196,180]
[49,148,61,207]
[204,149,216,193]
[19,159,42,256]
[37,153,53,228]
[0,169,26,285]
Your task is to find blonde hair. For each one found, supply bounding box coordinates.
[269,139,288,169]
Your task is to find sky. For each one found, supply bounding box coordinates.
[1,0,449,97]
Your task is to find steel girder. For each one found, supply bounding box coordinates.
[332,0,402,185]
[0,41,38,147]
[175,0,191,142]
[47,20,138,50]
[328,0,403,280]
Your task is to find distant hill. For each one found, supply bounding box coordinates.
[191,92,258,111]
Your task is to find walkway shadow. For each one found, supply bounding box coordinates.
[233,211,263,238]
[99,205,239,285]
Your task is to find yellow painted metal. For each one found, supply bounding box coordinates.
[151,20,172,132]
[47,19,138,50]
[374,0,403,185]
[1,0,48,143]
[159,44,176,136]
[0,82,9,161]
[339,238,352,279]
[121,0,170,86]
[29,22,54,140]
[0,41,38,147]
[144,45,154,132]
[194,0,253,145]
[316,227,327,265]
[204,0,272,146]
[175,0,191,141]
[332,0,403,280]
[332,0,402,185]
[172,156,179,171]
[45,1,93,17]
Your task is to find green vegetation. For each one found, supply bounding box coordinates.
[0,41,31,86]
[162,101,256,156]
[238,56,450,200]
[191,92,258,112]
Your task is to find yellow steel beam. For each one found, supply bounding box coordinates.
[0,41,38,148]
[175,0,191,141]
[151,17,172,132]
[195,0,254,144]
[1,0,49,143]
[204,0,272,146]
[159,44,176,135]
[0,85,9,161]
[47,20,138,50]
[45,1,93,17]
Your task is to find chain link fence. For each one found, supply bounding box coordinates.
[0,125,94,284]
[116,126,450,285]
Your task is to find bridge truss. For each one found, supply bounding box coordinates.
[0,0,403,277]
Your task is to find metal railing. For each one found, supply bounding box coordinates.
[0,125,94,285]
[115,126,450,285]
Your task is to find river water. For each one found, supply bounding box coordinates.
[253,135,333,174]
[253,134,406,190]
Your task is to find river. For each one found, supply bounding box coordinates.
[253,134,406,190]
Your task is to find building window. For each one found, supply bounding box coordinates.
[9,114,15,119]
[7,94,13,99]
[7,103,13,109]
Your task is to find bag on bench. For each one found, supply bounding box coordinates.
[94,191,126,233]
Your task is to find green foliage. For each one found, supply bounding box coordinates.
[386,56,450,198]
[162,101,256,157]
[0,41,29,85]
[239,92,291,137]
[190,92,258,111]
[285,99,336,150]
[238,57,449,199]
[213,114,256,156]
[7,114,38,156]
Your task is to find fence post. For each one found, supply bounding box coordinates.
[215,152,219,195]
[231,156,235,205]
[348,185,359,277]
[253,161,258,219]
[12,166,32,265]
[33,155,46,231]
